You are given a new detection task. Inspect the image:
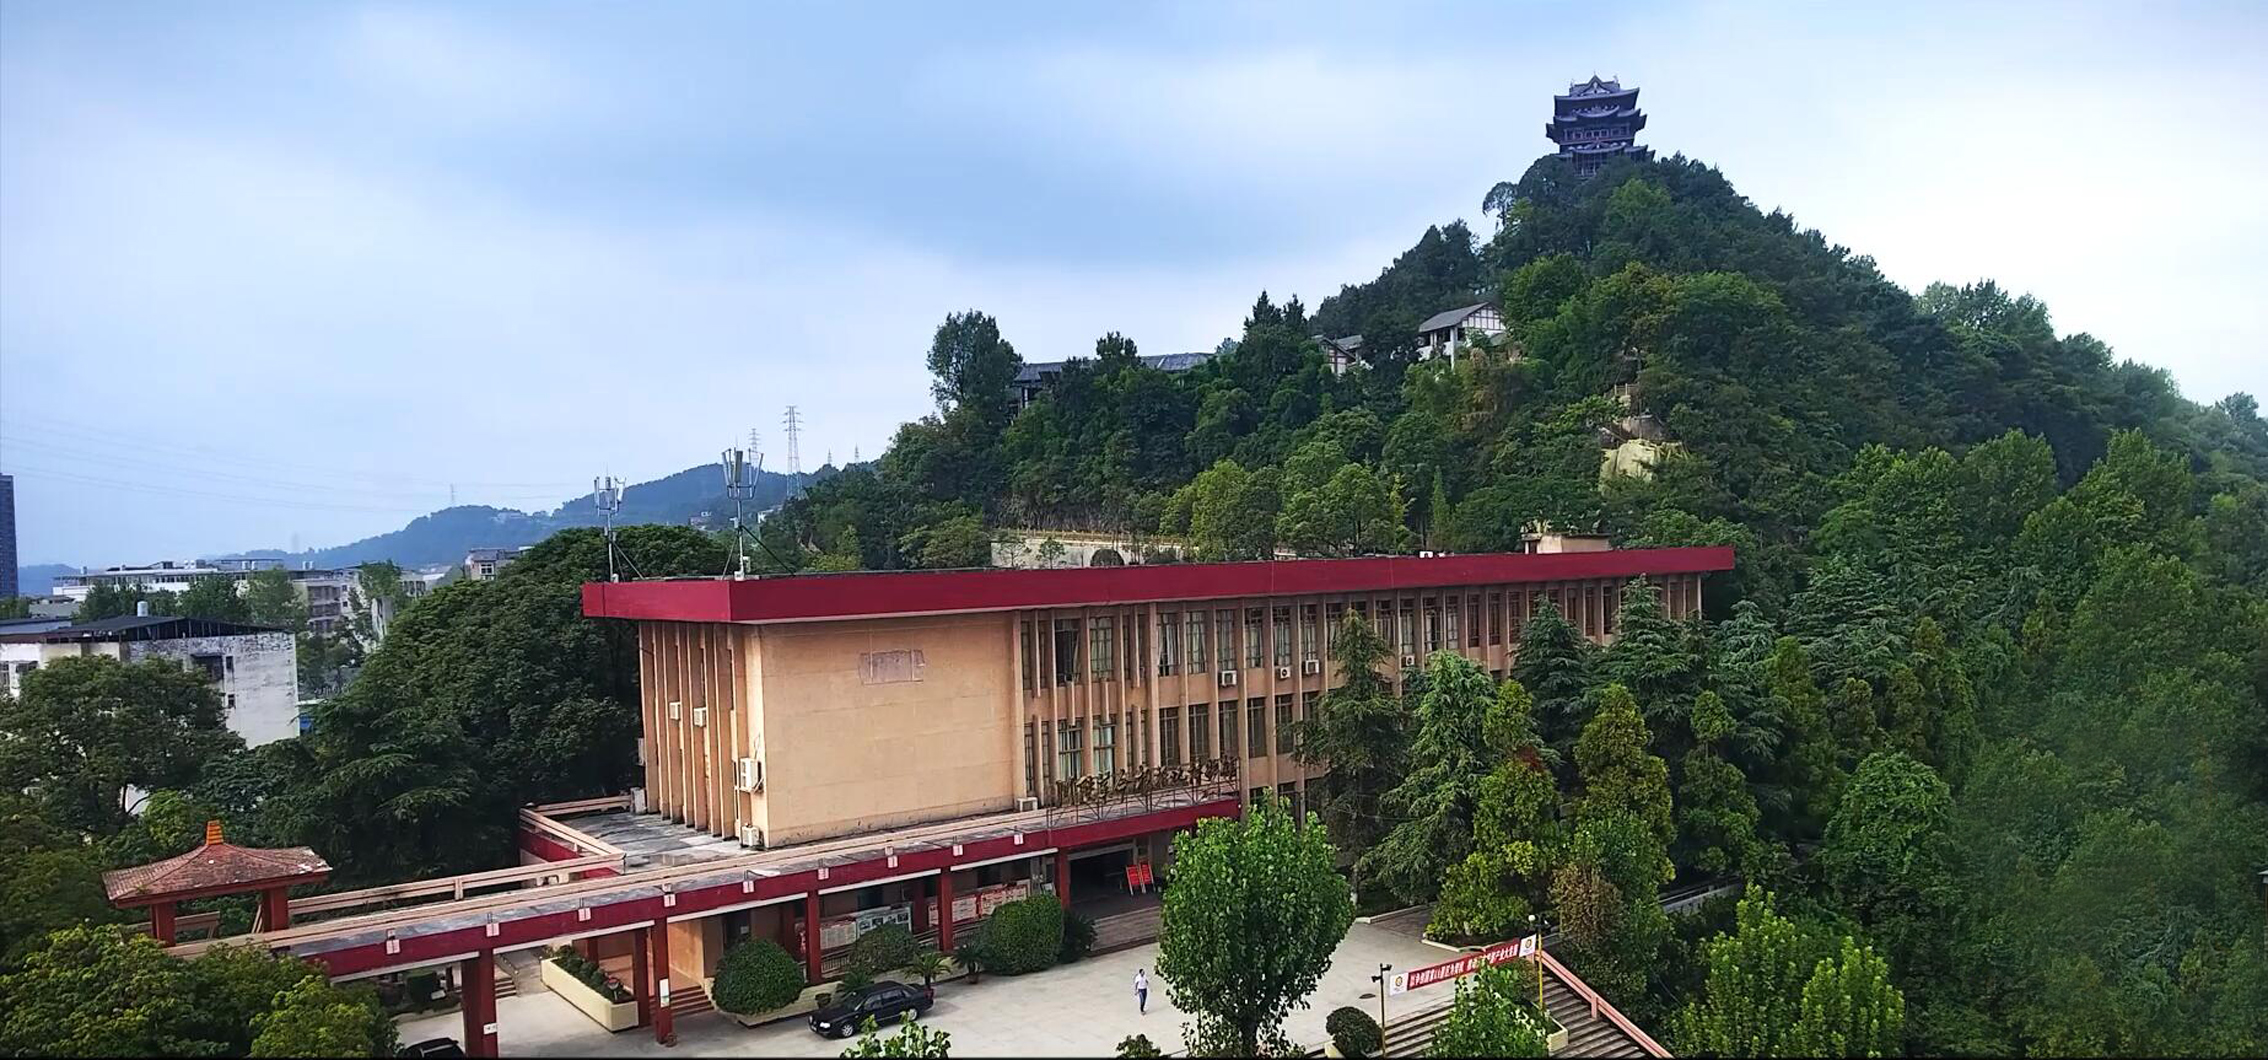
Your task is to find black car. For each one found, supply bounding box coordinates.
[809,980,935,1039]
[399,1038,467,1058]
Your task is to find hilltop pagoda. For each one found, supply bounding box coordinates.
[1547,75,1653,178]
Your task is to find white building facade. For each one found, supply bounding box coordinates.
[0,615,301,746]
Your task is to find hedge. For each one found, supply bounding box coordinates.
[1327,1006,1382,1058]
[548,947,632,1004]
[711,939,805,1016]
[981,895,1063,975]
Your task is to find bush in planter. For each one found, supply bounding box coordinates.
[1060,909,1097,964]
[981,896,1063,975]
[548,946,632,1004]
[951,934,989,984]
[846,924,920,982]
[711,938,805,1016]
[1327,1006,1383,1058]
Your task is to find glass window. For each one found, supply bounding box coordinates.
[1327,603,1345,652]
[1510,591,1527,641]
[1425,598,1443,653]
[1160,708,1182,767]
[1444,598,1460,651]
[1187,611,1208,670]
[1273,607,1293,667]
[1301,605,1321,663]
[1056,722,1083,780]
[1215,610,1235,671]
[1189,704,1211,760]
[1279,781,1302,822]
[1091,617,1115,678]
[1140,710,1152,769]
[1247,698,1267,759]
[1053,618,1080,685]
[1488,593,1503,645]
[1244,608,1264,668]
[1024,723,1038,794]
[1468,597,1483,647]
[1275,694,1294,755]
[1399,601,1417,657]
[1021,622,1036,691]
[1094,718,1116,776]
[1158,613,1179,676]
[1219,701,1240,758]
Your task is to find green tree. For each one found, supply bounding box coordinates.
[1428,962,1549,1058]
[0,656,240,836]
[1156,794,1353,1057]
[1168,459,1278,561]
[897,512,990,569]
[241,568,308,632]
[1572,684,1674,850]
[1429,680,1560,942]
[1361,652,1501,903]
[1789,937,1905,1058]
[1276,463,1413,557]
[0,795,115,960]
[1675,692,1778,880]
[0,926,203,1057]
[1510,601,1592,758]
[1293,608,1405,886]
[176,576,251,622]
[247,975,398,1057]
[1672,889,1818,1057]
[1600,580,1701,725]
[926,310,1022,433]
[840,1016,953,1058]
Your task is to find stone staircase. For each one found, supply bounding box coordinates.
[1340,972,1651,1057]
[670,981,715,1020]
[1091,904,1164,954]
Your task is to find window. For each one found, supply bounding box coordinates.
[191,653,224,682]
[1053,619,1081,685]
[225,693,237,712]
[1301,605,1321,663]
[1275,695,1294,755]
[1158,613,1179,676]
[1510,591,1527,641]
[1219,701,1240,758]
[1094,718,1117,776]
[1279,781,1302,822]
[1020,622,1036,691]
[1186,611,1208,670]
[1272,607,1293,668]
[1214,610,1235,671]
[1091,617,1115,679]
[1247,698,1266,759]
[1025,724,1039,794]
[1488,593,1503,645]
[1140,710,1152,769]
[1126,619,1141,681]
[1301,691,1318,735]
[1190,704,1211,759]
[1468,597,1482,647]
[1250,786,1268,808]
[1399,601,1417,657]
[1444,598,1460,652]
[1605,591,1621,634]
[1056,722,1083,780]
[1425,598,1443,653]
[1244,608,1263,668]
[225,655,237,675]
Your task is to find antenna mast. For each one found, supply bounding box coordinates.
[721,445,757,579]
[594,475,626,581]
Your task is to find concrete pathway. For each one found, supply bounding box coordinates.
[398,921,1459,1057]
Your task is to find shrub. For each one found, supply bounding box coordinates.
[1116,1033,1166,1058]
[847,924,920,980]
[981,896,1063,975]
[548,947,631,1004]
[710,938,804,1016]
[1327,1006,1383,1058]
[952,934,989,984]
[1060,909,1097,964]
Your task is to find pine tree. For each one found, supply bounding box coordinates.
[1512,601,1593,760]
[1765,638,1842,843]
[1601,579,1704,752]
[1676,692,1779,880]
[1360,652,1500,903]
[1573,684,1674,850]
[1789,937,1905,1057]
[1295,610,1406,892]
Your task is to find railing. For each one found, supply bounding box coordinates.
[1539,950,1671,1058]
[518,805,628,859]
[1041,757,1240,828]
[288,854,623,919]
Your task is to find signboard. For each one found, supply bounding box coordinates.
[945,879,1033,926]
[1388,934,1538,996]
[1123,861,1155,891]
[820,902,915,951]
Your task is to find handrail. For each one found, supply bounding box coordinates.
[1540,950,1671,1058]
[290,854,621,916]
[518,807,627,858]
[529,794,633,817]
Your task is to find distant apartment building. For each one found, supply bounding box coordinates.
[49,558,446,636]
[49,558,284,604]
[0,614,300,745]
[1,472,17,599]
[463,547,525,581]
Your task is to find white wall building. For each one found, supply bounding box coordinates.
[0,614,301,746]
[1415,302,1507,365]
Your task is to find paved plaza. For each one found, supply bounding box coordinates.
[399,919,1460,1057]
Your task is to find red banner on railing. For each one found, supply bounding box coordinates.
[1388,934,1537,995]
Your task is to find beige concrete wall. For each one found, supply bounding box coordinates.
[755,612,1019,846]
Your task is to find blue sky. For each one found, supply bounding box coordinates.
[3,1,2263,566]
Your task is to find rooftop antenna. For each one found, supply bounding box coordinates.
[594,474,626,581]
[721,444,756,579]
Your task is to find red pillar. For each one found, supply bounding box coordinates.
[462,950,498,1058]
[911,878,930,935]
[149,902,177,945]
[261,887,290,931]
[936,871,955,953]
[1055,849,1072,908]
[632,926,653,1029]
[651,922,677,1046]
[804,892,824,983]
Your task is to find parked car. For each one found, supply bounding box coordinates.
[809,980,935,1039]
[400,1038,467,1058]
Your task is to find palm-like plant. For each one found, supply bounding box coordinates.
[907,946,951,989]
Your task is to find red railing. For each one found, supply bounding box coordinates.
[1540,950,1672,1058]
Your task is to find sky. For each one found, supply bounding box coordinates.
[3,1,2264,567]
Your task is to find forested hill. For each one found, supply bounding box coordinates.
[225,461,827,570]
[736,151,2268,1053]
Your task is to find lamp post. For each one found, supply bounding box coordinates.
[1530,912,1545,1017]
[1372,962,1392,1030]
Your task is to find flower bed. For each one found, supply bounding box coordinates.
[541,950,638,1033]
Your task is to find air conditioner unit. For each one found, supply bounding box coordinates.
[1275,666,1293,680]
[691,706,708,728]
[736,823,764,848]
[1217,669,1238,687]
[734,756,764,793]
[1302,659,1322,675]
[667,700,681,721]
[1400,654,1417,668]
[1016,796,1040,812]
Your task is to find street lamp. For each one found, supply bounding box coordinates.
[1371,962,1393,1029]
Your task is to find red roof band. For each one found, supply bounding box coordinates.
[582,546,1736,625]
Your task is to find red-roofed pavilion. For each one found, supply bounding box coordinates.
[102,819,331,944]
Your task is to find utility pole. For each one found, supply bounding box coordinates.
[782,406,804,493]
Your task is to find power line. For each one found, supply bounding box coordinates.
[0,435,568,503]
[1,411,581,490]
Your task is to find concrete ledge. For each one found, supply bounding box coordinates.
[722,980,841,1028]
[540,960,638,1032]
[1353,905,1428,925]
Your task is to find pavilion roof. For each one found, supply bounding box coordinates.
[102,820,331,906]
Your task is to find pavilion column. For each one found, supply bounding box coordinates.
[631,926,653,1029]
[651,921,676,1046]
[261,887,290,931]
[936,871,955,954]
[911,878,929,935]
[1055,849,1071,909]
[461,949,498,1058]
[149,902,178,946]
[804,892,823,984]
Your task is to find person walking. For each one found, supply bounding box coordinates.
[1134,968,1150,1014]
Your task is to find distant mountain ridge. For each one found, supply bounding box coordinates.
[220,461,838,571]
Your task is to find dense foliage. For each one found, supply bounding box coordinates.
[713,938,807,1015]
[1325,1005,1383,1058]
[978,895,1064,975]
[1427,962,1550,1058]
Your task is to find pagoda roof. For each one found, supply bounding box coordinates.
[1555,75,1639,104]
[102,821,330,906]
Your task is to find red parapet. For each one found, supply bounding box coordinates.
[583,547,1735,625]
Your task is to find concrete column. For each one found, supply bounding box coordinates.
[937,871,956,953]
[462,950,498,1058]
[651,922,676,1046]
[632,926,653,1028]
[261,887,290,931]
[1055,849,1072,909]
[149,902,177,945]
[804,892,823,984]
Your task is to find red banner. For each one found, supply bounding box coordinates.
[1389,935,1537,995]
